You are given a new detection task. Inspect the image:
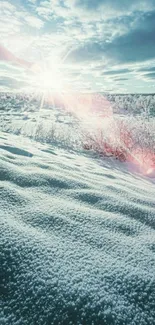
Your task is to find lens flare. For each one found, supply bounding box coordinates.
[30,56,64,94]
[146,167,154,175]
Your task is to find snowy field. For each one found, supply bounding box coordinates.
[0,93,155,325]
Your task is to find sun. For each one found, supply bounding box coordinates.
[30,55,65,94]
[41,68,63,91]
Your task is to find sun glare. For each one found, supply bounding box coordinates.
[31,55,65,94]
[41,67,63,91]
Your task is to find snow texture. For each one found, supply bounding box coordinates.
[0,94,155,325]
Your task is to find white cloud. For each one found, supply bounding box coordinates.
[36,6,53,20]
[0,1,16,11]
[24,15,44,29]
[28,0,37,3]
[36,0,155,24]
[0,0,44,38]
[65,0,155,20]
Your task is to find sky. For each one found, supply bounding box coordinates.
[0,0,155,94]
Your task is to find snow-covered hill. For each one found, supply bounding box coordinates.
[0,94,155,325]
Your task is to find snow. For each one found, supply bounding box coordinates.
[0,94,155,325]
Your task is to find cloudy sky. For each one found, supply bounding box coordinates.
[0,0,155,93]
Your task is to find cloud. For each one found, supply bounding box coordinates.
[138,66,155,73]
[73,0,152,11]
[104,13,155,64]
[65,0,155,20]
[103,69,131,75]
[0,0,44,41]
[0,0,155,93]
[0,76,29,89]
[24,15,44,29]
[66,11,155,66]
[65,42,105,64]
[114,77,129,81]
[28,0,36,3]
[0,1,15,11]
[36,0,154,25]
[143,72,155,79]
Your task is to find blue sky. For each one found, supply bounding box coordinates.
[0,0,155,93]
